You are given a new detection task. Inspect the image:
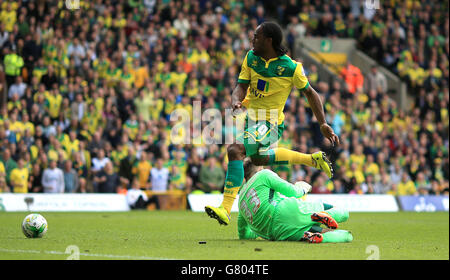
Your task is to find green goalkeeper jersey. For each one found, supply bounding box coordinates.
[237,169,306,240]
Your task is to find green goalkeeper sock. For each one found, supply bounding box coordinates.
[325,207,349,223]
[322,230,353,243]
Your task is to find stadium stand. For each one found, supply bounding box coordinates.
[0,0,448,203]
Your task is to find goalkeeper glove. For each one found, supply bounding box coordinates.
[295,181,312,195]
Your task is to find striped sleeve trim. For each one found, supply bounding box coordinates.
[238,78,250,84]
[299,81,310,92]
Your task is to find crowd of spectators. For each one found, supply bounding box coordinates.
[280,0,449,195]
[283,0,449,94]
[0,0,448,199]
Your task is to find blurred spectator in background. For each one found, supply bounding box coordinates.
[169,165,190,192]
[415,172,431,195]
[0,24,8,49]
[9,156,28,193]
[361,174,376,194]
[93,161,120,193]
[126,179,160,210]
[311,174,332,194]
[119,146,137,189]
[150,158,169,192]
[29,163,43,193]
[286,15,306,53]
[132,151,151,190]
[0,2,16,33]
[0,160,5,181]
[42,159,64,193]
[8,75,26,99]
[376,172,394,195]
[332,179,345,194]
[3,46,23,87]
[366,65,387,94]
[91,149,111,175]
[340,61,364,95]
[63,160,78,193]
[186,150,201,192]
[1,148,16,186]
[88,132,107,155]
[0,176,9,193]
[197,157,225,193]
[70,93,87,122]
[397,173,418,196]
[389,161,403,186]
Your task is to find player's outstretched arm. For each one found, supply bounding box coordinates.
[262,170,308,198]
[303,86,340,146]
[231,83,248,115]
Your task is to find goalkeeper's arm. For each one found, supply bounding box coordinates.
[262,170,312,198]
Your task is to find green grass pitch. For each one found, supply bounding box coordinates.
[0,211,448,260]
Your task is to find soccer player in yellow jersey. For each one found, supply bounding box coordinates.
[205,22,339,225]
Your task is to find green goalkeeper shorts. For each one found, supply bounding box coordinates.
[236,117,284,157]
[270,197,325,241]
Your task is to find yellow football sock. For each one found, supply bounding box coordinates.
[221,187,240,214]
[273,148,314,167]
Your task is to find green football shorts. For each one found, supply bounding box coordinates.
[236,117,285,157]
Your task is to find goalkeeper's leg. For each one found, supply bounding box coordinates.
[303,229,353,243]
[323,203,349,223]
[304,204,351,243]
[310,204,349,229]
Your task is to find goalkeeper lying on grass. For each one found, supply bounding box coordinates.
[238,158,353,243]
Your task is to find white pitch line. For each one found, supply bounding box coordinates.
[0,248,177,260]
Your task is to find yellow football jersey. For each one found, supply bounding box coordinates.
[238,50,309,124]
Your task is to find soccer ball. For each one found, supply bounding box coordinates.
[22,214,48,238]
